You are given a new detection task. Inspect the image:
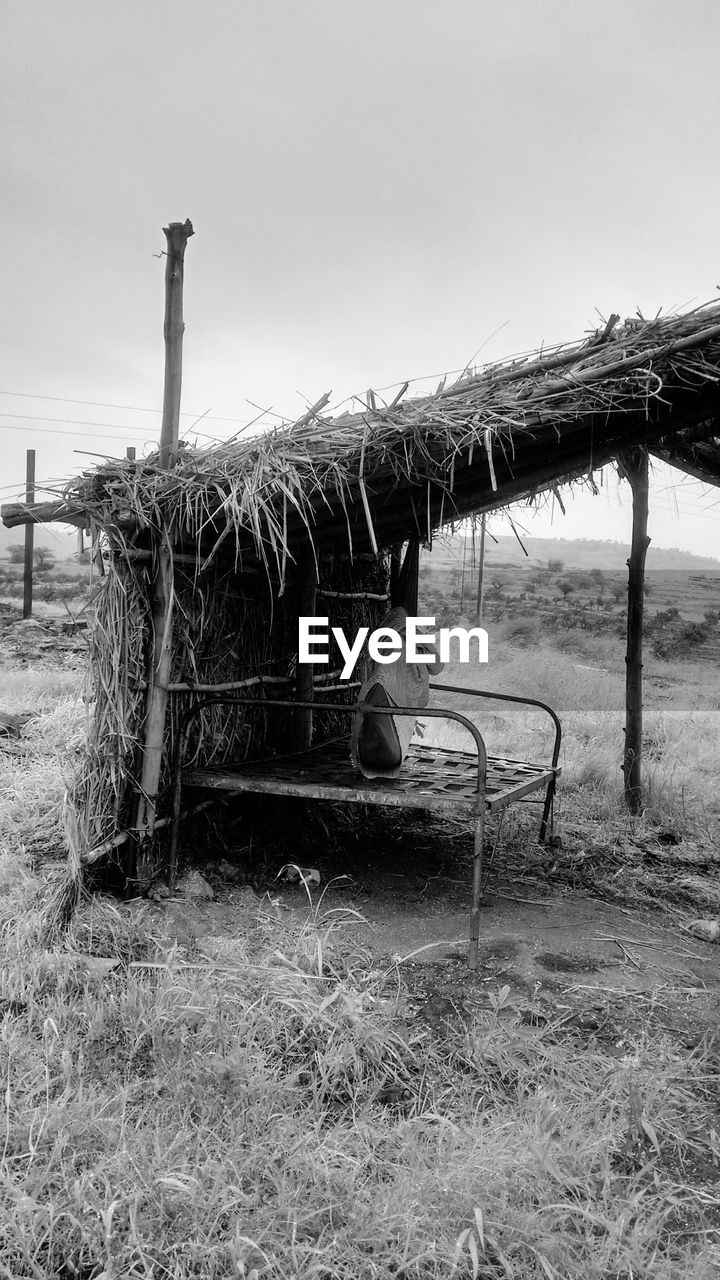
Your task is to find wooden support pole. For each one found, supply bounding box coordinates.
[133,543,174,881]
[294,547,318,751]
[130,219,193,890]
[389,545,403,606]
[159,219,194,469]
[619,447,650,815]
[22,449,35,619]
[475,514,486,623]
[126,446,136,461]
[459,530,467,613]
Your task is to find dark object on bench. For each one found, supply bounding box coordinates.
[170,683,562,970]
[356,682,403,772]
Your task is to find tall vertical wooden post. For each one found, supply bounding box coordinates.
[459,532,467,613]
[132,220,194,891]
[159,220,193,469]
[619,447,650,814]
[389,546,402,605]
[475,514,486,624]
[22,450,36,619]
[294,546,318,751]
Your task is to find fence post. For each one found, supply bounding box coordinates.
[22,449,36,619]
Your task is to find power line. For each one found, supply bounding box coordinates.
[0,418,253,446]
[0,411,161,435]
[0,390,166,414]
[0,389,269,427]
[0,421,157,443]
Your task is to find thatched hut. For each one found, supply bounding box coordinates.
[5,297,720,916]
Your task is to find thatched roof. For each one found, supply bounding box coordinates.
[7,300,720,580]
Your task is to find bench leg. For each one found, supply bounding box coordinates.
[539,778,555,844]
[469,803,485,971]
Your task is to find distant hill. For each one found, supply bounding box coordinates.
[422,534,720,573]
[2,522,718,574]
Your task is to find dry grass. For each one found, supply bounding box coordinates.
[0,667,85,866]
[1,857,719,1279]
[2,651,720,1275]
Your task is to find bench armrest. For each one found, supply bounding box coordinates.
[175,694,488,778]
[429,682,562,771]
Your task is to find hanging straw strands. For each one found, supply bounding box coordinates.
[58,301,720,589]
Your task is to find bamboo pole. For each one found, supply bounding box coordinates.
[22,450,35,619]
[619,447,650,814]
[130,219,193,889]
[159,219,194,468]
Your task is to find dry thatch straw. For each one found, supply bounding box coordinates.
[54,300,720,584]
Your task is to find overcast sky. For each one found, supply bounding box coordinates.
[4,0,720,558]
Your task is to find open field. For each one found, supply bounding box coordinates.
[1,593,720,1277]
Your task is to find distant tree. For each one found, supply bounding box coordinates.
[7,544,25,565]
[548,558,564,574]
[33,547,56,573]
[590,568,606,587]
[610,582,625,603]
[642,580,652,597]
[558,580,575,600]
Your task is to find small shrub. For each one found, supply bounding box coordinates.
[498,617,540,647]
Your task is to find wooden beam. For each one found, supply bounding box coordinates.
[618,447,650,815]
[1,500,88,530]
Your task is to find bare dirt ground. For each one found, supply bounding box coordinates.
[145,802,720,1067]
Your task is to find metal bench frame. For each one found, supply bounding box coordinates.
[170,683,561,970]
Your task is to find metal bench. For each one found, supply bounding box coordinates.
[171,683,561,970]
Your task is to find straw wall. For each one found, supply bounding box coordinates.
[65,535,390,896]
